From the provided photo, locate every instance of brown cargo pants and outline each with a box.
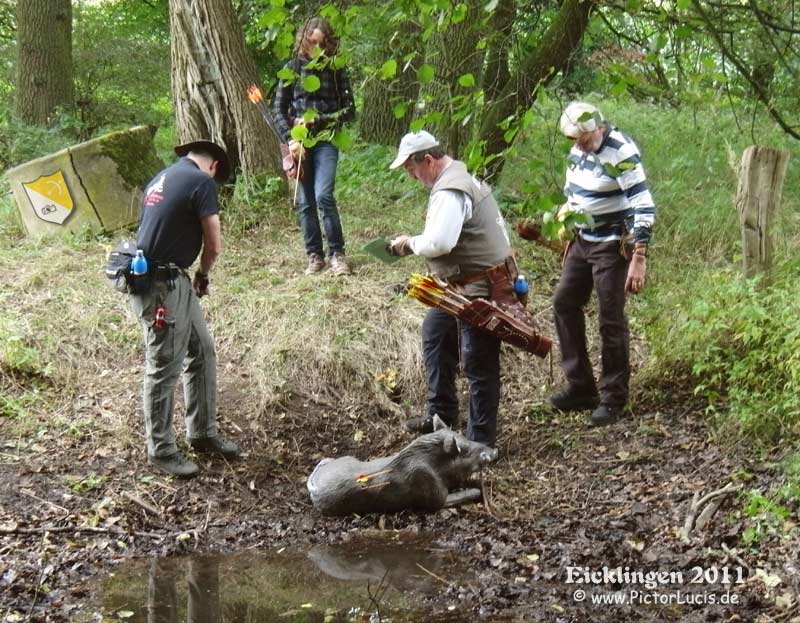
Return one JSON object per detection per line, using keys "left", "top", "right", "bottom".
{"left": 552, "top": 237, "right": 631, "bottom": 407}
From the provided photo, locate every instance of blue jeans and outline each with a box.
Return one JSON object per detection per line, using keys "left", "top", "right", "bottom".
{"left": 297, "top": 141, "right": 345, "bottom": 257}
{"left": 422, "top": 308, "right": 502, "bottom": 446}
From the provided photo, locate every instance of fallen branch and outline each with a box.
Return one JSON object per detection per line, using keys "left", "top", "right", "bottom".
{"left": 721, "top": 542, "right": 750, "bottom": 571}
{"left": 415, "top": 562, "right": 449, "bottom": 585}
{"left": 0, "top": 524, "right": 165, "bottom": 539}
{"left": 681, "top": 482, "right": 741, "bottom": 542}
{"left": 480, "top": 470, "right": 503, "bottom": 520}
{"left": 121, "top": 491, "right": 161, "bottom": 517}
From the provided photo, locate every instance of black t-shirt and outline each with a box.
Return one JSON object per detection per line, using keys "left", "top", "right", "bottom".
{"left": 136, "top": 158, "right": 219, "bottom": 268}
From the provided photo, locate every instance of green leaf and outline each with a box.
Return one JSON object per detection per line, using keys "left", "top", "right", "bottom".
{"left": 484, "top": 0, "right": 500, "bottom": 11}
{"left": 610, "top": 80, "right": 628, "bottom": 96}
{"left": 676, "top": 0, "right": 691, "bottom": 8}
{"left": 331, "top": 128, "right": 353, "bottom": 151}
{"left": 417, "top": 64, "right": 435, "bottom": 83}
{"left": 290, "top": 125, "right": 309, "bottom": 141}
{"left": 458, "top": 73, "right": 475, "bottom": 88}
{"left": 380, "top": 59, "right": 398, "bottom": 80}
{"left": 452, "top": 3, "right": 468, "bottom": 22}
{"left": 409, "top": 118, "right": 426, "bottom": 132}
{"left": 302, "top": 75, "right": 321, "bottom": 93}
{"left": 392, "top": 102, "right": 408, "bottom": 119}
{"left": 276, "top": 67, "right": 296, "bottom": 81}
{"left": 258, "top": 6, "right": 287, "bottom": 28}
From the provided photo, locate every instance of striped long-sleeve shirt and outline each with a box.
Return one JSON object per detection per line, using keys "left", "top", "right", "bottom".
{"left": 564, "top": 125, "right": 655, "bottom": 244}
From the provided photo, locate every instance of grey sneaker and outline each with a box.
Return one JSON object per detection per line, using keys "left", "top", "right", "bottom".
{"left": 189, "top": 436, "right": 241, "bottom": 458}
{"left": 148, "top": 452, "right": 199, "bottom": 478}
{"left": 305, "top": 253, "right": 326, "bottom": 274}
{"left": 330, "top": 252, "right": 351, "bottom": 276}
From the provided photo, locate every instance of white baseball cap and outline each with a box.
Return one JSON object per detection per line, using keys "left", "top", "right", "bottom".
{"left": 559, "top": 102, "right": 603, "bottom": 139}
{"left": 389, "top": 130, "right": 440, "bottom": 169}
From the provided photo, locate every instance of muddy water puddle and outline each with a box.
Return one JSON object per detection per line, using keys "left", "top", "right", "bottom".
{"left": 82, "top": 533, "right": 479, "bottom": 622}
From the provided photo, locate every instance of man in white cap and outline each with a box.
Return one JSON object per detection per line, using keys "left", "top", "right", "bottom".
{"left": 526, "top": 102, "right": 655, "bottom": 426}
{"left": 388, "top": 131, "right": 513, "bottom": 447}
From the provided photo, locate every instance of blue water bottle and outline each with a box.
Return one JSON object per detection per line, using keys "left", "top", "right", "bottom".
{"left": 131, "top": 249, "right": 148, "bottom": 293}
{"left": 514, "top": 274, "right": 529, "bottom": 307}
{"left": 132, "top": 250, "right": 148, "bottom": 275}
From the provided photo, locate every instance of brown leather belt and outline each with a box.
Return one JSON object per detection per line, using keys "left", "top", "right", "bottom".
{"left": 450, "top": 256, "right": 518, "bottom": 286}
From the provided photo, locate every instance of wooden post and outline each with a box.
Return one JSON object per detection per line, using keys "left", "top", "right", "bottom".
{"left": 735, "top": 145, "right": 790, "bottom": 277}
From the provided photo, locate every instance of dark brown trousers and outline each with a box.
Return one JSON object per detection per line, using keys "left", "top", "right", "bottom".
{"left": 553, "top": 237, "right": 630, "bottom": 406}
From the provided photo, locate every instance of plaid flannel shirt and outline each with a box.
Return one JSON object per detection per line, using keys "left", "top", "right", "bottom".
{"left": 270, "top": 57, "right": 356, "bottom": 142}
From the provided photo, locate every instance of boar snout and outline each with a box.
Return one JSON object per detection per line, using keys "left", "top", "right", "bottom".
{"left": 480, "top": 448, "right": 498, "bottom": 464}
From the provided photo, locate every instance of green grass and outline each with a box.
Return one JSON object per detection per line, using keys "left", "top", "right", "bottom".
{"left": 2, "top": 95, "right": 799, "bottom": 469}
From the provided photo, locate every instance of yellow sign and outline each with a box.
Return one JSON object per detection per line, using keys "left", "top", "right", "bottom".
{"left": 22, "top": 170, "right": 74, "bottom": 225}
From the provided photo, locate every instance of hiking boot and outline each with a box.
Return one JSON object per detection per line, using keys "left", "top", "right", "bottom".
{"left": 404, "top": 414, "right": 456, "bottom": 435}
{"left": 189, "top": 436, "right": 241, "bottom": 458}
{"left": 148, "top": 452, "right": 200, "bottom": 478}
{"left": 548, "top": 385, "right": 600, "bottom": 412}
{"left": 590, "top": 404, "right": 624, "bottom": 427}
{"left": 330, "top": 252, "right": 351, "bottom": 276}
{"left": 304, "top": 253, "right": 326, "bottom": 274}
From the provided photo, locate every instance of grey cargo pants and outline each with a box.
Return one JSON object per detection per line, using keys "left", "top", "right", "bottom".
{"left": 130, "top": 274, "right": 217, "bottom": 458}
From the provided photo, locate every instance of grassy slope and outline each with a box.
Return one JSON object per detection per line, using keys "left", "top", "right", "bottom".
{"left": 1, "top": 96, "right": 799, "bottom": 471}
{"left": 1, "top": 100, "right": 800, "bottom": 621}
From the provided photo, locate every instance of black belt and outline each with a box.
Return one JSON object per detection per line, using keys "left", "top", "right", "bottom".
{"left": 152, "top": 264, "right": 186, "bottom": 282}
{"left": 575, "top": 223, "right": 625, "bottom": 237}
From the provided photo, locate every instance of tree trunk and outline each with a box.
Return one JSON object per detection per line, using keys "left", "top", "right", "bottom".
{"left": 735, "top": 145, "right": 790, "bottom": 278}
{"left": 479, "top": 0, "right": 594, "bottom": 180}
{"left": 415, "top": 0, "right": 484, "bottom": 157}
{"left": 14, "top": 0, "right": 73, "bottom": 125}
{"left": 482, "top": 0, "right": 515, "bottom": 103}
{"left": 360, "top": 22, "right": 421, "bottom": 146}
{"left": 169, "top": 0, "right": 280, "bottom": 178}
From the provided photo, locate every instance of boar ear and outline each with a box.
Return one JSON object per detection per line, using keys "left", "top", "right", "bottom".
{"left": 432, "top": 414, "right": 449, "bottom": 432}
{"left": 443, "top": 434, "right": 458, "bottom": 455}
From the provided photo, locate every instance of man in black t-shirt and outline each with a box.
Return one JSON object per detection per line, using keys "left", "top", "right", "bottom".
{"left": 130, "top": 140, "right": 240, "bottom": 478}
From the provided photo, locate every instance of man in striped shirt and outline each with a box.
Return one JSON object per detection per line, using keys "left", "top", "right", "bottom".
{"left": 549, "top": 102, "right": 655, "bottom": 426}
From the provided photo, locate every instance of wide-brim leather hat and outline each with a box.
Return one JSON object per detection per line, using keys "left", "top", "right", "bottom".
{"left": 174, "top": 140, "right": 231, "bottom": 182}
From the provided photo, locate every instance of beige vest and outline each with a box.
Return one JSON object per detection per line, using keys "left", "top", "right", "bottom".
{"left": 427, "top": 161, "right": 511, "bottom": 296}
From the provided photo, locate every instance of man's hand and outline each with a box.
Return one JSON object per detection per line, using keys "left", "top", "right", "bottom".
{"left": 193, "top": 271, "right": 210, "bottom": 298}
{"left": 625, "top": 254, "right": 646, "bottom": 293}
{"left": 389, "top": 235, "right": 414, "bottom": 257}
{"left": 515, "top": 220, "right": 542, "bottom": 242}
{"left": 288, "top": 139, "right": 305, "bottom": 160}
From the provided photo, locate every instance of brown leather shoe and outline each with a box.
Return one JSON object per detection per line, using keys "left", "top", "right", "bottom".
{"left": 304, "top": 253, "right": 326, "bottom": 274}
{"left": 330, "top": 252, "right": 350, "bottom": 276}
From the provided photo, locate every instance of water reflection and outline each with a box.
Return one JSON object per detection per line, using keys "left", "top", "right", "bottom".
{"left": 307, "top": 540, "right": 452, "bottom": 593}
{"left": 93, "top": 535, "right": 473, "bottom": 623}
{"left": 146, "top": 558, "right": 221, "bottom": 623}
